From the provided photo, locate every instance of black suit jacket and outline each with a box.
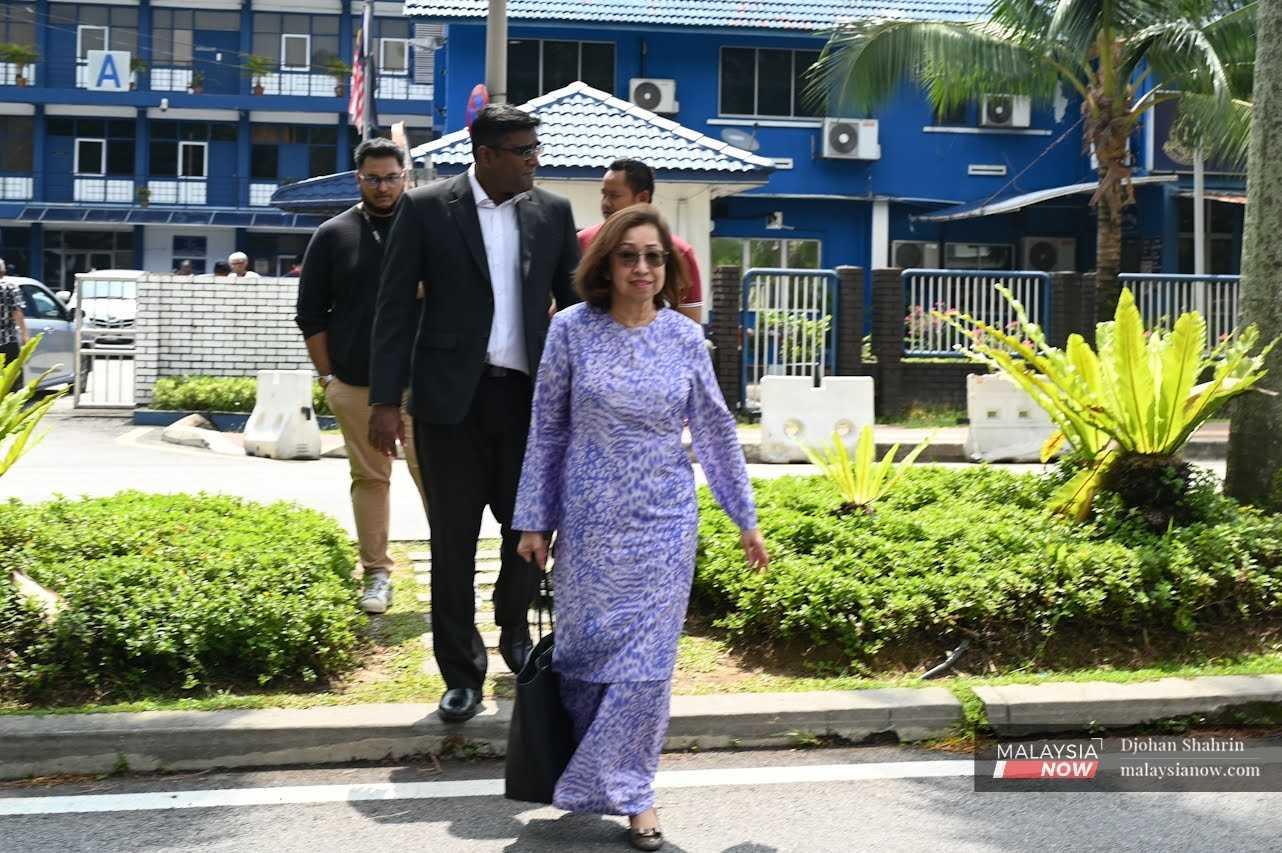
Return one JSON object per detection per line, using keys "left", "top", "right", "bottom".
{"left": 370, "top": 171, "right": 581, "bottom": 424}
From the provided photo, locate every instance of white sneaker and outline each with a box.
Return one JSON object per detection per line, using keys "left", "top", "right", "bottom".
{"left": 360, "top": 574, "right": 394, "bottom": 614}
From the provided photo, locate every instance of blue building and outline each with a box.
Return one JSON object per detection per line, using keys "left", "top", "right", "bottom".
{"left": 2, "top": 0, "right": 1246, "bottom": 293}
{"left": 393, "top": 0, "right": 1244, "bottom": 283}
{"left": 0, "top": 0, "right": 441, "bottom": 288}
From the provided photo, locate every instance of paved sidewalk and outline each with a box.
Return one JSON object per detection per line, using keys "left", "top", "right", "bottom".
{"left": 3, "top": 675, "right": 1279, "bottom": 780}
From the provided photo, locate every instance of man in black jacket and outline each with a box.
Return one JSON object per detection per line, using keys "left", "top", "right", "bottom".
{"left": 369, "top": 105, "right": 580, "bottom": 722}
{"left": 296, "top": 137, "right": 427, "bottom": 616}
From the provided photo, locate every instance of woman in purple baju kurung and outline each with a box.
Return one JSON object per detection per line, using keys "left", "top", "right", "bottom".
{"left": 515, "top": 205, "right": 768, "bottom": 852}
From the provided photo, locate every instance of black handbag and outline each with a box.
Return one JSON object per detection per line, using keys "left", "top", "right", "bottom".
{"left": 504, "top": 571, "right": 574, "bottom": 804}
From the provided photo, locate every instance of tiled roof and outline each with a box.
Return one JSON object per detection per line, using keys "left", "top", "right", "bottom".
{"left": 415, "top": 81, "right": 776, "bottom": 176}
{"left": 269, "top": 171, "right": 362, "bottom": 212}
{"left": 403, "top": 0, "right": 988, "bottom": 30}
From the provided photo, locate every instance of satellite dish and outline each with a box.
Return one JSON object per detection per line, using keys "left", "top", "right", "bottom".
{"left": 720, "top": 127, "right": 760, "bottom": 152}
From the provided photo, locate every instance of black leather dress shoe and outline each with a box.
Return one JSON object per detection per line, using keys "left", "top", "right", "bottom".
{"left": 499, "top": 626, "right": 533, "bottom": 674}
{"left": 438, "top": 687, "right": 481, "bottom": 722}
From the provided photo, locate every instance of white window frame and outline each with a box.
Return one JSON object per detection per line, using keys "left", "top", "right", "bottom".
{"left": 74, "top": 138, "right": 106, "bottom": 176}
{"left": 280, "top": 33, "right": 311, "bottom": 71}
{"left": 717, "top": 46, "right": 821, "bottom": 120}
{"left": 77, "top": 24, "right": 108, "bottom": 60}
{"left": 380, "top": 37, "right": 409, "bottom": 76}
{"left": 178, "top": 141, "right": 207, "bottom": 178}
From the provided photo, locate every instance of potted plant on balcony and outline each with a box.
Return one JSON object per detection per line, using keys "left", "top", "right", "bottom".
{"left": 189, "top": 69, "right": 204, "bottom": 94}
{"left": 245, "top": 54, "right": 276, "bottom": 96}
{"left": 129, "top": 56, "right": 147, "bottom": 90}
{"left": 325, "top": 57, "right": 351, "bottom": 97}
{"left": 0, "top": 42, "right": 39, "bottom": 87}
{"left": 136, "top": 186, "right": 151, "bottom": 208}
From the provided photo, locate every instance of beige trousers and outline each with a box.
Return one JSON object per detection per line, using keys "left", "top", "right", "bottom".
{"left": 325, "top": 377, "right": 428, "bottom": 576}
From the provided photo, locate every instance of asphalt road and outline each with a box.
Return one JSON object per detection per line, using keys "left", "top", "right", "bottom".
{"left": 2, "top": 746, "right": 1279, "bottom": 853}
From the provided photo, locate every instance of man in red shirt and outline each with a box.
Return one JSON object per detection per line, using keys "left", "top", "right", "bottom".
{"left": 578, "top": 159, "right": 704, "bottom": 323}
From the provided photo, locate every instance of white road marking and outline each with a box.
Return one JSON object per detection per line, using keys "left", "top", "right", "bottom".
{"left": 0, "top": 761, "right": 974, "bottom": 817}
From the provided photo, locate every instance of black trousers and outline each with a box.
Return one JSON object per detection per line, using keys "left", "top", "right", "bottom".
{"left": 1, "top": 341, "right": 19, "bottom": 369}
{"left": 415, "top": 372, "right": 539, "bottom": 691}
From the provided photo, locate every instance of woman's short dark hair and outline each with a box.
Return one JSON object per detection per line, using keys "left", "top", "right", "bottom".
{"left": 575, "top": 204, "right": 690, "bottom": 311}
{"left": 353, "top": 137, "right": 405, "bottom": 169}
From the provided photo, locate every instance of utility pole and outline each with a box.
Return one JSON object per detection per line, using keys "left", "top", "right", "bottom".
{"left": 485, "top": 0, "right": 507, "bottom": 104}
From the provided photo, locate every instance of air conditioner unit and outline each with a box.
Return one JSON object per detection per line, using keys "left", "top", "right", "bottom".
{"left": 892, "top": 240, "right": 941, "bottom": 269}
{"left": 1022, "top": 237, "right": 1077, "bottom": 272}
{"left": 629, "top": 78, "right": 678, "bottom": 113}
{"left": 822, "top": 117, "right": 880, "bottom": 160}
{"left": 980, "top": 94, "right": 1031, "bottom": 128}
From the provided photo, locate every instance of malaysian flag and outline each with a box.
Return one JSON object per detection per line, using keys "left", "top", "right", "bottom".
{"left": 348, "top": 1, "right": 376, "bottom": 138}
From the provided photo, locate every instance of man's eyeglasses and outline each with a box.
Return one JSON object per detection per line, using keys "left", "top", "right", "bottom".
{"left": 358, "top": 173, "right": 405, "bottom": 188}
{"left": 490, "top": 142, "right": 544, "bottom": 159}
{"left": 613, "top": 249, "right": 669, "bottom": 269}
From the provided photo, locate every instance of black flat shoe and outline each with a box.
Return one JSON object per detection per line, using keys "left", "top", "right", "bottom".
{"left": 627, "top": 826, "right": 664, "bottom": 851}
{"left": 437, "top": 687, "right": 481, "bottom": 722}
{"left": 499, "top": 626, "right": 533, "bottom": 674}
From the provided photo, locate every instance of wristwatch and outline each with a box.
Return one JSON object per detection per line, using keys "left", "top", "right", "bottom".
{"left": 319, "top": 374, "right": 334, "bottom": 387}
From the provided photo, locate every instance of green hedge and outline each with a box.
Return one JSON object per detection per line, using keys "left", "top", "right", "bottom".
{"left": 695, "top": 467, "right": 1282, "bottom": 664}
{"left": 0, "top": 493, "right": 361, "bottom": 698}
{"left": 152, "top": 376, "right": 332, "bottom": 416}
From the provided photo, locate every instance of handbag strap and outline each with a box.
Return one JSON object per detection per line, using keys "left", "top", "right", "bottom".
{"left": 534, "top": 569, "right": 554, "bottom": 641}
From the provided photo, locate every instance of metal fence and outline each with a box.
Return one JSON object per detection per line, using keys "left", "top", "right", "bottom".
{"left": 902, "top": 268, "right": 1051, "bottom": 356}
{"left": 1120, "top": 273, "right": 1241, "bottom": 349}
{"left": 740, "top": 268, "right": 838, "bottom": 406}
{"left": 73, "top": 271, "right": 139, "bottom": 410}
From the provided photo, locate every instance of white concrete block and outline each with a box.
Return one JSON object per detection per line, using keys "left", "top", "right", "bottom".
{"left": 243, "top": 370, "right": 321, "bottom": 461}
{"left": 964, "top": 372, "right": 1056, "bottom": 462}
{"left": 759, "top": 375, "right": 876, "bottom": 463}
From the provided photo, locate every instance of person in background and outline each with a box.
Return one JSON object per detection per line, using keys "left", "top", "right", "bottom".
{"left": 578, "top": 159, "right": 704, "bottom": 323}
{"left": 0, "top": 257, "right": 29, "bottom": 368}
{"left": 285, "top": 254, "right": 303, "bottom": 278}
{"left": 212, "top": 260, "right": 231, "bottom": 276}
{"left": 296, "top": 138, "right": 428, "bottom": 615}
{"left": 514, "top": 205, "right": 767, "bottom": 851}
{"left": 174, "top": 259, "right": 194, "bottom": 275}
{"left": 228, "top": 252, "right": 260, "bottom": 280}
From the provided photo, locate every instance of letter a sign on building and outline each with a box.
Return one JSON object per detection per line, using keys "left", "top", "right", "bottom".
{"left": 87, "top": 50, "right": 131, "bottom": 92}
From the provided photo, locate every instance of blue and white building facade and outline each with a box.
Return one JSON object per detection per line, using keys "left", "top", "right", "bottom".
{"left": 2, "top": 0, "right": 1246, "bottom": 293}
{"left": 0, "top": 0, "right": 441, "bottom": 288}
{"left": 395, "top": 0, "right": 1244, "bottom": 284}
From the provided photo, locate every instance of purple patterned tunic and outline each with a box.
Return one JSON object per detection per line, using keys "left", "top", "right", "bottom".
{"left": 513, "top": 303, "right": 757, "bottom": 684}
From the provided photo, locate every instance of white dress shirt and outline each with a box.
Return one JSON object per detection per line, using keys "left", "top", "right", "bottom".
{"left": 467, "top": 165, "right": 527, "bottom": 374}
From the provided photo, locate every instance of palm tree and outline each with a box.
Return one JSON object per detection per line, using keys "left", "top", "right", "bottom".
{"left": 1225, "top": 0, "right": 1282, "bottom": 508}
{"left": 810, "top": 0, "right": 1257, "bottom": 320}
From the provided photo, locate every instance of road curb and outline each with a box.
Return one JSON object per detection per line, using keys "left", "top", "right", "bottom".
{"left": 975, "top": 674, "right": 1282, "bottom": 735}
{"left": 0, "top": 689, "right": 961, "bottom": 781}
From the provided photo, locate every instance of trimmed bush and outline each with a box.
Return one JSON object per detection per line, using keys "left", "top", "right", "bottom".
{"left": 695, "top": 468, "right": 1282, "bottom": 664}
{"left": 152, "top": 375, "right": 332, "bottom": 416}
{"left": 0, "top": 493, "right": 360, "bottom": 698}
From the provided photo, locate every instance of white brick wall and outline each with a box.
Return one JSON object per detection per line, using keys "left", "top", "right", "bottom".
{"left": 134, "top": 275, "right": 312, "bottom": 406}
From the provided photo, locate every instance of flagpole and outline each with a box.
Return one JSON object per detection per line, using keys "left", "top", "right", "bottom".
{"left": 362, "top": 0, "right": 374, "bottom": 140}
{"left": 485, "top": 0, "right": 507, "bottom": 104}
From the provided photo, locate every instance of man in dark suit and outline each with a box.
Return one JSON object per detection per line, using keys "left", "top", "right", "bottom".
{"left": 369, "top": 105, "right": 580, "bottom": 722}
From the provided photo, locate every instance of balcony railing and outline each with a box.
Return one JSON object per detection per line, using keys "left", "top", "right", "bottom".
{"left": 261, "top": 71, "right": 341, "bottom": 97}
{"left": 74, "top": 178, "right": 135, "bottom": 203}
{"left": 375, "top": 75, "right": 432, "bottom": 100}
{"left": 150, "top": 65, "right": 193, "bottom": 92}
{"left": 0, "top": 176, "right": 33, "bottom": 200}
{"left": 75, "top": 63, "right": 137, "bottom": 90}
{"left": 147, "top": 179, "right": 208, "bottom": 205}
{"left": 0, "top": 62, "right": 35, "bottom": 86}
{"left": 249, "top": 183, "right": 278, "bottom": 206}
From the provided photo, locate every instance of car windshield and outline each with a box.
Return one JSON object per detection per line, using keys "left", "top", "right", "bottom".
{"left": 79, "top": 281, "right": 136, "bottom": 299}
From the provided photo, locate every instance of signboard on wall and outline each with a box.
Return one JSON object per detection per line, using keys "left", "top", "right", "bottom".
{"left": 86, "top": 50, "right": 131, "bottom": 92}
